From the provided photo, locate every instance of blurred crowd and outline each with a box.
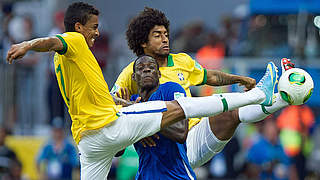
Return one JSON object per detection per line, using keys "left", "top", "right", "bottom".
{"left": 1, "top": 1, "right": 320, "bottom": 180}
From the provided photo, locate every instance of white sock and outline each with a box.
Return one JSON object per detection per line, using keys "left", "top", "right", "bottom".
{"left": 176, "top": 87, "right": 266, "bottom": 119}
{"left": 239, "top": 93, "right": 289, "bottom": 123}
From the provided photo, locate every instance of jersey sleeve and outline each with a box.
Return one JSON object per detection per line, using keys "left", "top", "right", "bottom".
{"left": 162, "top": 82, "right": 187, "bottom": 101}
{"left": 111, "top": 61, "right": 138, "bottom": 96}
{"left": 55, "top": 32, "right": 87, "bottom": 60}
{"left": 185, "top": 54, "right": 207, "bottom": 86}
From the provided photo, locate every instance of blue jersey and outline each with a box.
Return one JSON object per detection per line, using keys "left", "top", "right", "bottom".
{"left": 131, "top": 82, "right": 196, "bottom": 180}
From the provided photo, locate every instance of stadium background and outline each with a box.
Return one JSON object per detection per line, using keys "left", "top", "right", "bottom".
{"left": 0, "top": 0, "right": 320, "bottom": 179}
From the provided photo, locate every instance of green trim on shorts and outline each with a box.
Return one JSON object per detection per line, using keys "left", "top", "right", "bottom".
{"left": 56, "top": 35, "right": 68, "bottom": 55}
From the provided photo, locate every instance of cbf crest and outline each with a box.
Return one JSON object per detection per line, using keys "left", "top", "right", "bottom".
{"left": 177, "top": 73, "right": 185, "bottom": 81}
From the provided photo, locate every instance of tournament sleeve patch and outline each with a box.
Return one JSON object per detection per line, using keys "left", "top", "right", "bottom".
{"left": 56, "top": 35, "right": 68, "bottom": 55}
{"left": 174, "top": 92, "right": 185, "bottom": 100}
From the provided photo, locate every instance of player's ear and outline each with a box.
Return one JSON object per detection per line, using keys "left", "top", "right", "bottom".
{"left": 74, "top": 22, "right": 82, "bottom": 33}
{"left": 141, "top": 43, "right": 147, "bottom": 48}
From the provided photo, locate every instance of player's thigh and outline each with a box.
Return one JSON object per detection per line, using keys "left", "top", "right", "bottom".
{"left": 78, "top": 130, "right": 114, "bottom": 180}
{"left": 111, "top": 101, "right": 165, "bottom": 147}
{"left": 187, "top": 117, "right": 229, "bottom": 168}
{"left": 78, "top": 100, "right": 165, "bottom": 155}
{"left": 79, "top": 151, "right": 112, "bottom": 180}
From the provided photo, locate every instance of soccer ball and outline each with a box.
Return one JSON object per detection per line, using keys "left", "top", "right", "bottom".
{"left": 278, "top": 68, "right": 314, "bottom": 105}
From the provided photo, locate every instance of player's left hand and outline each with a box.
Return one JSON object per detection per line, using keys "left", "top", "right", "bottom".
{"left": 238, "top": 76, "right": 256, "bottom": 90}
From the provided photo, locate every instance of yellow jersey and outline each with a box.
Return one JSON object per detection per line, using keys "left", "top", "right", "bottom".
{"left": 112, "top": 53, "right": 207, "bottom": 128}
{"left": 54, "top": 32, "right": 120, "bottom": 144}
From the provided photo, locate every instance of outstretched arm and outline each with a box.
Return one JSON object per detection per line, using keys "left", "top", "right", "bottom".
{"left": 6, "top": 36, "right": 63, "bottom": 64}
{"left": 206, "top": 69, "right": 256, "bottom": 90}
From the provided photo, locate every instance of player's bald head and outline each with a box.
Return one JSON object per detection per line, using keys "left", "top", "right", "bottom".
{"left": 133, "top": 55, "right": 159, "bottom": 73}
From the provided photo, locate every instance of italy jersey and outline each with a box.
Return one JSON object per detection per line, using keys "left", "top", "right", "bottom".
{"left": 132, "top": 82, "right": 196, "bottom": 180}
{"left": 112, "top": 53, "right": 207, "bottom": 128}
{"left": 54, "top": 32, "right": 120, "bottom": 144}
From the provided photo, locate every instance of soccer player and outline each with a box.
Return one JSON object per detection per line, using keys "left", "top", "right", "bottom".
{"left": 6, "top": 2, "right": 277, "bottom": 179}
{"left": 129, "top": 55, "right": 194, "bottom": 179}
{"left": 112, "top": 7, "right": 291, "bottom": 168}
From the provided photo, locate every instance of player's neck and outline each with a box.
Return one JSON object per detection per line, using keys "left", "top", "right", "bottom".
{"left": 156, "top": 56, "right": 167, "bottom": 67}
{"left": 138, "top": 84, "right": 159, "bottom": 102}
{"left": 145, "top": 53, "right": 167, "bottom": 67}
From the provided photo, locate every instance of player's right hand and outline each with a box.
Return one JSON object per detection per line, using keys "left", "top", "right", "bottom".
{"left": 6, "top": 42, "right": 30, "bottom": 64}
{"left": 116, "top": 87, "right": 130, "bottom": 101}
{"left": 116, "top": 87, "right": 141, "bottom": 106}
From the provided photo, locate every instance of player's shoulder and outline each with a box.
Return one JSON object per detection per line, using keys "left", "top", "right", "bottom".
{"left": 170, "top": 53, "right": 195, "bottom": 67}
{"left": 161, "top": 81, "right": 182, "bottom": 87}
{"left": 59, "top": 32, "right": 85, "bottom": 41}
{"left": 160, "top": 82, "right": 185, "bottom": 91}
{"left": 170, "top": 53, "right": 193, "bottom": 61}
{"left": 158, "top": 82, "right": 186, "bottom": 100}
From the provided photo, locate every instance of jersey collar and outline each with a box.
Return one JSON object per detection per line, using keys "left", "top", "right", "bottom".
{"left": 167, "top": 54, "right": 174, "bottom": 67}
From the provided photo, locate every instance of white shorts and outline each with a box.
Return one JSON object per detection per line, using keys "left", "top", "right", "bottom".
{"left": 187, "top": 117, "right": 229, "bottom": 168}
{"left": 77, "top": 101, "right": 166, "bottom": 180}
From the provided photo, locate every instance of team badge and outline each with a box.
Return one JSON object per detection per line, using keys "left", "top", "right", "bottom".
{"left": 177, "top": 73, "right": 184, "bottom": 81}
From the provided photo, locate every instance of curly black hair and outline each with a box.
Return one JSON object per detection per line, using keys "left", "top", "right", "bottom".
{"left": 64, "top": 2, "right": 99, "bottom": 32}
{"left": 126, "top": 7, "right": 170, "bottom": 56}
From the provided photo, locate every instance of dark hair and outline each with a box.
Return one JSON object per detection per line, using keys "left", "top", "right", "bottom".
{"left": 64, "top": 2, "right": 99, "bottom": 32}
{"left": 133, "top": 55, "right": 159, "bottom": 73}
{"left": 126, "top": 7, "right": 170, "bottom": 56}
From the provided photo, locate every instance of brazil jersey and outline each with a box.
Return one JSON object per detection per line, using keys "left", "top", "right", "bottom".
{"left": 54, "top": 32, "right": 120, "bottom": 144}
{"left": 132, "top": 82, "right": 196, "bottom": 180}
{"left": 112, "top": 53, "right": 207, "bottom": 128}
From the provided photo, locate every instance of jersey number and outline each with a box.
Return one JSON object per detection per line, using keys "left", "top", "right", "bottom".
{"left": 56, "top": 64, "right": 70, "bottom": 105}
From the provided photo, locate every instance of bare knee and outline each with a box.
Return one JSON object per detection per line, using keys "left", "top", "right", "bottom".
{"left": 209, "top": 109, "right": 240, "bottom": 140}
{"left": 161, "top": 101, "right": 185, "bottom": 129}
